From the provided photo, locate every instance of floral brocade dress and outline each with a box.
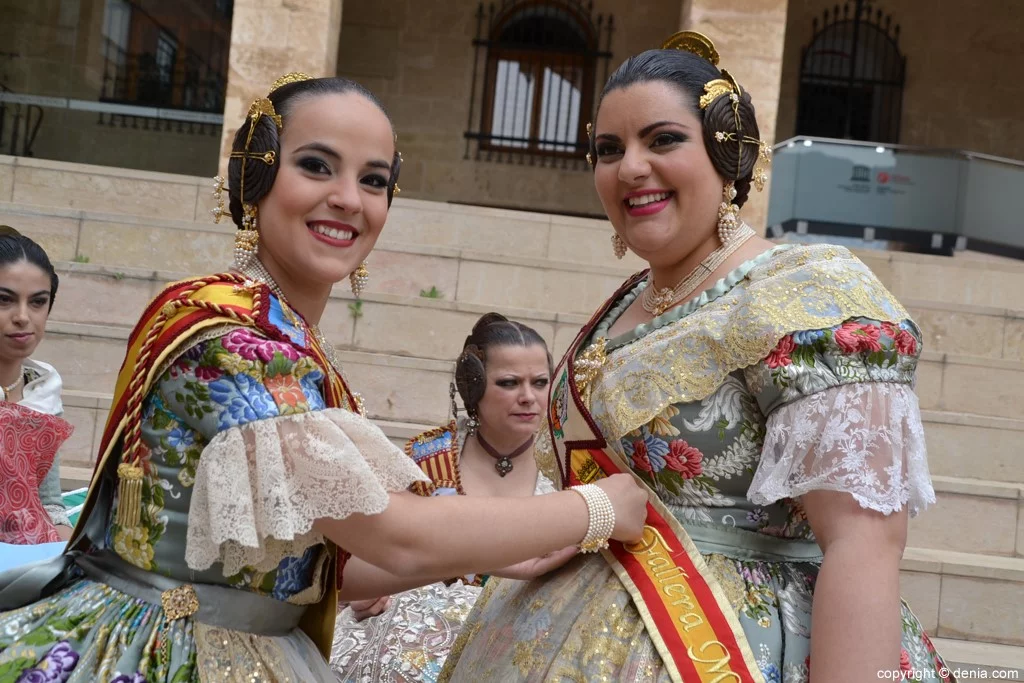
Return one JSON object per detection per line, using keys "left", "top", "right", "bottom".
{"left": 331, "top": 422, "right": 557, "bottom": 683}
{"left": 0, "top": 292, "right": 428, "bottom": 682}
{"left": 441, "top": 244, "right": 953, "bottom": 682}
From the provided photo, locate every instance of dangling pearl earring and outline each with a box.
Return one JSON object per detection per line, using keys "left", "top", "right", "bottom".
{"left": 717, "top": 182, "right": 740, "bottom": 245}
{"left": 349, "top": 262, "right": 369, "bottom": 298}
{"left": 233, "top": 204, "right": 259, "bottom": 270}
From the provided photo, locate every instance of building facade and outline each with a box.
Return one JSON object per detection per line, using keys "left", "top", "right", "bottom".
{"left": 2, "top": 0, "right": 1021, "bottom": 231}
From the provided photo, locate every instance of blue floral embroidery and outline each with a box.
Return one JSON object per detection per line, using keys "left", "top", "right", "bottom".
{"left": 207, "top": 372, "right": 278, "bottom": 429}
{"left": 271, "top": 546, "right": 318, "bottom": 600}
{"left": 622, "top": 428, "right": 670, "bottom": 473}
{"left": 760, "top": 663, "right": 782, "bottom": 683}
{"left": 266, "top": 295, "right": 308, "bottom": 348}
{"left": 747, "top": 507, "right": 769, "bottom": 526}
{"left": 299, "top": 372, "right": 327, "bottom": 411}
{"left": 165, "top": 425, "right": 196, "bottom": 452}
{"left": 791, "top": 329, "right": 825, "bottom": 345}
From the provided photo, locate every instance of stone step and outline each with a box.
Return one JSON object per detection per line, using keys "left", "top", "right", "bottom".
{"left": 922, "top": 411, "right": 1024, "bottom": 485}
{"left": 4, "top": 153, "right": 1024, "bottom": 312}
{"left": 900, "top": 547, "right": 1024, "bottom": 648}
{"left": 929, "top": 638, "right": 1024, "bottom": 679}
{"left": 46, "top": 260, "right": 1024, "bottom": 366}
{"left": 908, "top": 476, "right": 1023, "bottom": 558}
{"left": 41, "top": 315, "right": 1024, "bottom": 429}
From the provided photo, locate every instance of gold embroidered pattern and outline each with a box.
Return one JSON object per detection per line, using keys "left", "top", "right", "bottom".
{"left": 574, "top": 337, "right": 607, "bottom": 407}
{"left": 586, "top": 245, "right": 910, "bottom": 440}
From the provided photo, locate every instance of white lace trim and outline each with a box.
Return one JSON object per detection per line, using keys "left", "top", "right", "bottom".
{"left": 749, "top": 382, "right": 935, "bottom": 517}
{"left": 185, "top": 409, "right": 430, "bottom": 576}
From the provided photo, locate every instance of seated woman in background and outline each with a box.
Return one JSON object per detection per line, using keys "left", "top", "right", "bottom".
{"left": 0, "top": 226, "right": 75, "bottom": 545}
{"left": 331, "top": 313, "right": 577, "bottom": 682}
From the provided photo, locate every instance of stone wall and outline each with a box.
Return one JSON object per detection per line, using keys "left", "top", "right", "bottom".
{"left": 776, "top": 0, "right": 1024, "bottom": 161}
{"left": 335, "top": 0, "right": 683, "bottom": 218}
{"left": 0, "top": 0, "right": 225, "bottom": 175}
{"left": 218, "top": 0, "right": 344, "bottom": 169}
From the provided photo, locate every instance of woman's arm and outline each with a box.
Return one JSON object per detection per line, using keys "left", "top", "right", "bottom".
{"left": 802, "top": 490, "right": 907, "bottom": 683}
{"left": 338, "top": 555, "right": 454, "bottom": 601}
{"left": 487, "top": 545, "right": 578, "bottom": 580}
{"left": 38, "top": 459, "right": 73, "bottom": 540}
{"left": 317, "top": 474, "right": 646, "bottom": 592}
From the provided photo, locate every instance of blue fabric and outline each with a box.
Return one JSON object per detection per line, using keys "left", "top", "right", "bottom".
{"left": 0, "top": 542, "right": 65, "bottom": 572}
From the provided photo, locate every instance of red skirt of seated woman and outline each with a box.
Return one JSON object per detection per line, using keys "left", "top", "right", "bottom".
{"left": 0, "top": 402, "right": 75, "bottom": 544}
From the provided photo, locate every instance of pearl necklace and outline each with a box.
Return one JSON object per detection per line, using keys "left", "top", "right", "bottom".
{"left": 640, "top": 223, "right": 755, "bottom": 316}
{"left": 1, "top": 368, "right": 23, "bottom": 400}
{"left": 235, "top": 261, "right": 342, "bottom": 373}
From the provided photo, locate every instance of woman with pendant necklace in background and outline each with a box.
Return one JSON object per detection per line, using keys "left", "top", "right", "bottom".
{"left": 332, "top": 312, "right": 577, "bottom": 683}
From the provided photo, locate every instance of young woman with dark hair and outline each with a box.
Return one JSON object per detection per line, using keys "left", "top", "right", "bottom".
{"left": 0, "top": 77, "right": 647, "bottom": 682}
{"left": 0, "top": 226, "right": 75, "bottom": 546}
{"left": 441, "top": 33, "right": 952, "bottom": 683}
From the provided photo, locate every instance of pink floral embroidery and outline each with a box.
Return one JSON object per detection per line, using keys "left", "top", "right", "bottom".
{"left": 833, "top": 321, "right": 881, "bottom": 353}
{"left": 630, "top": 439, "right": 653, "bottom": 473}
{"left": 222, "top": 328, "right": 300, "bottom": 363}
{"left": 900, "top": 649, "right": 913, "bottom": 676}
{"left": 664, "top": 440, "right": 704, "bottom": 479}
{"left": 895, "top": 329, "right": 918, "bottom": 356}
{"left": 194, "top": 366, "right": 223, "bottom": 382}
{"left": 765, "top": 335, "right": 797, "bottom": 369}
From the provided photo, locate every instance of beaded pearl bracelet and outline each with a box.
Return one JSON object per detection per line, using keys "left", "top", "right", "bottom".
{"left": 570, "top": 483, "right": 615, "bottom": 553}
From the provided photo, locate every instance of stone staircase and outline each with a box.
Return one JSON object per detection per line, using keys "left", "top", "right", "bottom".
{"left": 3, "top": 154, "right": 1022, "bottom": 672}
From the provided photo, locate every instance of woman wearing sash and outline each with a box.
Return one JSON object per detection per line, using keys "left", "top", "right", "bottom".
{"left": 441, "top": 33, "right": 952, "bottom": 683}
{"left": 0, "top": 227, "right": 76, "bottom": 548}
{"left": 332, "top": 313, "right": 577, "bottom": 681}
{"left": 0, "top": 76, "right": 647, "bottom": 682}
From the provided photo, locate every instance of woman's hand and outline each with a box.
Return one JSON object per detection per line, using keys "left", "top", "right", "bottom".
{"left": 347, "top": 596, "right": 393, "bottom": 621}
{"left": 596, "top": 473, "right": 648, "bottom": 543}
{"left": 489, "top": 545, "right": 578, "bottom": 580}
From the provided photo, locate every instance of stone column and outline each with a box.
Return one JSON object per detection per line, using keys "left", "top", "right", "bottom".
{"left": 679, "top": 0, "right": 788, "bottom": 234}
{"left": 218, "top": 0, "right": 344, "bottom": 171}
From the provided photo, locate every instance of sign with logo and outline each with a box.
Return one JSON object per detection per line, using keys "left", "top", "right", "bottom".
{"left": 768, "top": 143, "right": 959, "bottom": 234}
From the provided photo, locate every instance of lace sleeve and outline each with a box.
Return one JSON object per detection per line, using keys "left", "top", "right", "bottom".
{"left": 748, "top": 382, "right": 935, "bottom": 517}
{"left": 185, "top": 408, "right": 429, "bottom": 576}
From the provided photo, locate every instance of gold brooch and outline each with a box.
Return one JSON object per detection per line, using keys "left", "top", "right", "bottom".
{"left": 161, "top": 584, "right": 200, "bottom": 620}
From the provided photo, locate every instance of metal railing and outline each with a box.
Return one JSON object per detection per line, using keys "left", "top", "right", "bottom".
{"left": 101, "top": 40, "right": 226, "bottom": 114}
{"left": 0, "top": 84, "right": 43, "bottom": 157}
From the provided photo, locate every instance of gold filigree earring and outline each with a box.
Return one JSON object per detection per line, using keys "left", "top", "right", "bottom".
{"left": 717, "top": 182, "right": 740, "bottom": 244}
{"left": 611, "top": 233, "right": 627, "bottom": 259}
{"left": 350, "top": 262, "right": 369, "bottom": 298}
{"left": 233, "top": 204, "right": 259, "bottom": 270}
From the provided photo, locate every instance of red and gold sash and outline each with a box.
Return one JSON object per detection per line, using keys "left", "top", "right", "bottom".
{"left": 71, "top": 273, "right": 354, "bottom": 658}
{"left": 550, "top": 273, "right": 764, "bottom": 683}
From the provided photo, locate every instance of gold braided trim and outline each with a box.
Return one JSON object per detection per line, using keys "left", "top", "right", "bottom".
{"left": 117, "top": 274, "right": 261, "bottom": 528}
{"left": 585, "top": 245, "right": 911, "bottom": 440}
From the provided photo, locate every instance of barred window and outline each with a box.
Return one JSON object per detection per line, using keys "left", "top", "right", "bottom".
{"left": 465, "top": 1, "right": 613, "bottom": 167}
